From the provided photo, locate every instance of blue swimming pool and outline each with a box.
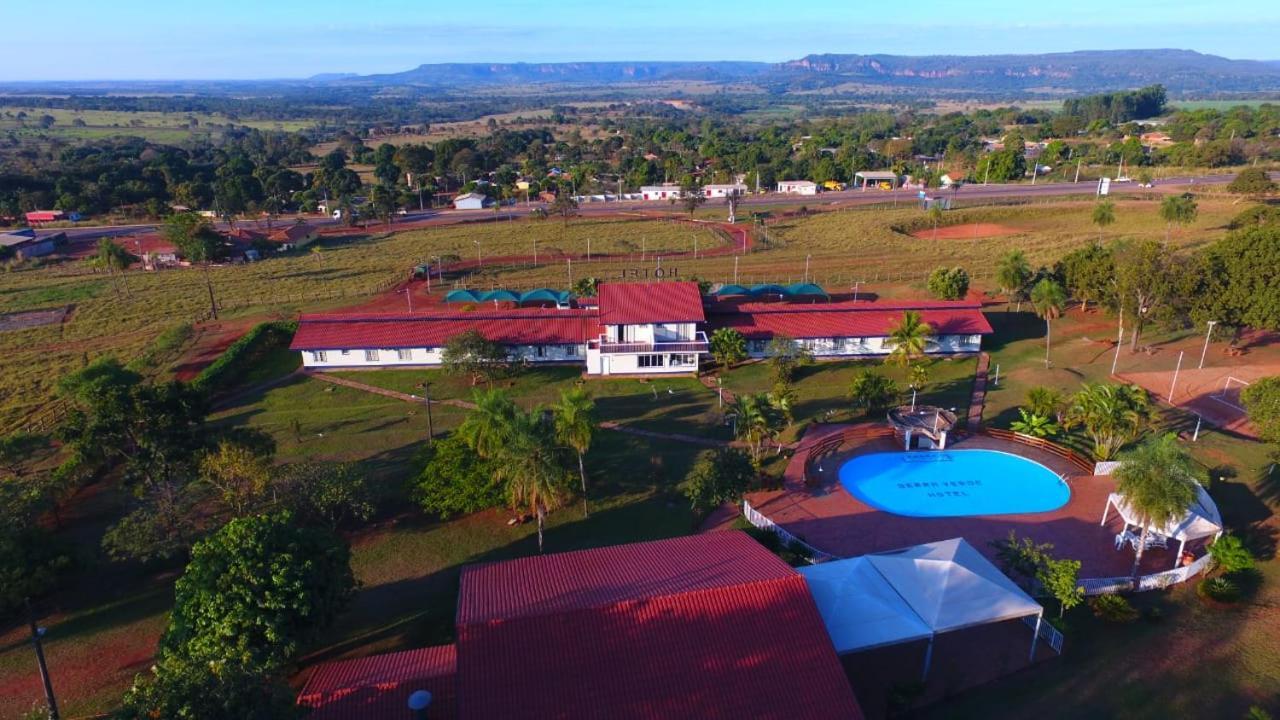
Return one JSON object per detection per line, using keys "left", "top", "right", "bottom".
{"left": 837, "top": 449, "right": 1070, "bottom": 517}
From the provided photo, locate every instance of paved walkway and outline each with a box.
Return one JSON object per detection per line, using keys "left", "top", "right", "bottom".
{"left": 968, "top": 352, "right": 990, "bottom": 428}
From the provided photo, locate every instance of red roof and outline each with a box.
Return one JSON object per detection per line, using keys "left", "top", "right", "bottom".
{"left": 270, "top": 223, "right": 317, "bottom": 243}
{"left": 115, "top": 233, "right": 177, "bottom": 255}
{"left": 290, "top": 308, "right": 601, "bottom": 351}
{"left": 597, "top": 282, "right": 705, "bottom": 325}
{"left": 298, "top": 645, "right": 457, "bottom": 720}
{"left": 709, "top": 299, "right": 992, "bottom": 340}
{"left": 455, "top": 532, "right": 863, "bottom": 720}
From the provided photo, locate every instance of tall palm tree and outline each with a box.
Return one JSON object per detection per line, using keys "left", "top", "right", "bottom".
{"left": 996, "top": 250, "right": 1032, "bottom": 310}
{"left": 886, "top": 311, "right": 932, "bottom": 368}
{"left": 731, "top": 393, "right": 779, "bottom": 464}
{"left": 1030, "top": 279, "right": 1066, "bottom": 368}
{"left": 1066, "top": 383, "right": 1152, "bottom": 460}
{"left": 1113, "top": 434, "right": 1204, "bottom": 581}
{"left": 553, "top": 386, "right": 597, "bottom": 516}
{"left": 1091, "top": 200, "right": 1116, "bottom": 242}
{"left": 498, "top": 411, "right": 567, "bottom": 553}
{"left": 457, "top": 388, "right": 519, "bottom": 459}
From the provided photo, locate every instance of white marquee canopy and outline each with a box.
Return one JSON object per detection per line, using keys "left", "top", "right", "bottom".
{"left": 799, "top": 538, "right": 1045, "bottom": 678}
{"left": 1101, "top": 484, "right": 1223, "bottom": 567}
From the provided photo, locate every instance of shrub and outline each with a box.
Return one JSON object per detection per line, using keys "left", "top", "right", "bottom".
{"left": 190, "top": 321, "right": 297, "bottom": 395}
{"left": 410, "top": 436, "right": 504, "bottom": 519}
{"left": 709, "top": 327, "right": 747, "bottom": 368}
{"left": 848, "top": 370, "right": 898, "bottom": 416}
{"left": 1089, "top": 594, "right": 1139, "bottom": 622}
{"left": 926, "top": 266, "right": 970, "bottom": 300}
{"left": 1197, "top": 576, "right": 1241, "bottom": 603}
{"left": 1208, "top": 534, "right": 1255, "bottom": 575}
{"left": 683, "top": 448, "right": 756, "bottom": 514}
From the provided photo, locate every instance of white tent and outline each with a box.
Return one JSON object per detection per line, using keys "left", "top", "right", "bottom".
{"left": 1100, "top": 484, "right": 1223, "bottom": 568}
{"left": 800, "top": 538, "right": 1045, "bottom": 679}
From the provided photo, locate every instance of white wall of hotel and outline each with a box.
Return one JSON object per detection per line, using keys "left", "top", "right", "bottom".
{"left": 744, "top": 334, "right": 984, "bottom": 358}
{"left": 300, "top": 343, "right": 584, "bottom": 368}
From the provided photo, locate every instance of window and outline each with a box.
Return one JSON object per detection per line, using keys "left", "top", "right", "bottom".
{"left": 637, "top": 354, "right": 665, "bottom": 368}
{"left": 566, "top": 344, "right": 577, "bottom": 357}
{"left": 364, "top": 349, "right": 380, "bottom": 362}
{"left": 313, "top": 350, "right": 328, "bottom": 363}
{"left": 536, "top": 345, "right": 545, "bottom": 358}
{"left": 341, "top": 349, "right": 350, "bottom": 356}
{"left": 669, "top": 353, "right": 696, "bottom": 367}
{"left": 397, "top": 348, "right": 412, "bottom": 361}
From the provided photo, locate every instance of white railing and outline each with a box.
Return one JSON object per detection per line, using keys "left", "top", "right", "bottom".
{"left": 596, "top": 331, "right": 710, "bottom": 355}
{"left": 741, "top": 500, "right": 839, "bottom": 564}
{"left": 1078, "top": 553, "right": 1214, "bottom": 596}
{"left": 1022, "top": 615, "right": 1065, "bottom": 654}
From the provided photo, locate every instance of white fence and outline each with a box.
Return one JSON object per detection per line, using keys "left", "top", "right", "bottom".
{"left": 741, "top": 500, "right": 840, "bottom": 564}
{"left": 1022, "top": 615, "right": 1065, "bottom": 654}
{"left": 1078, "top": 553, "right": 1214, "bottom": 596}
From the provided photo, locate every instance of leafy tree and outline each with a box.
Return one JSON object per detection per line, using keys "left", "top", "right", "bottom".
{"left": 161, "top": 512, "right": 356, "bottom": 671}
{"left": 1030, "top": 279, "right": 1066, "bottom": 368}
{"left": 1228, "top": 204, "right": 1280, "bottom": 230}
{"left": 907, "top": 363, "right": 929, "bottom": 392}
{"left": 682, "top": 448, "right": 756, "bottom": 514}
{"left": 1058, "top": 242, "right": 1114, "bottom": 312}
{"left": 549, "top": 193, "right": 579, "bottom": 226}
{"left": 0, "top": 432, "right": 45, "bottom": 478}
{"left": 1241, "top": 376, "right": 1280, "bottom": 447}
{"left": 116, "top": 655, "right": 299, "bottom": 720}
{"left": 1010, "top": 408, "right": 1059, "bottom": 438}
{"left": 680, "top": 178, "right": 706, "bottom": 216}
{"left": 926, "top": 204, "right": 944, "bottom": 240}
{"left": 1066, "top": 383, "right": 1153, "bottom": 460}
{"left": 369, "top": 183, "right": 398, "bottom": 225}
{"left": 709, "top": 327, "right": 748, "bottom": 368}
{"left": 766, "top": 334, "right": 811, "bottom": 384}
{"left": 200, "top": 440, "right": 271, "bottom": 516}
{"left": 1091, "top": 200, "right": 1116, "bottom": 242}
{"left": 1199, "top": 226, "right": 1280, "bottom": 332}
{"left": 886, "top": 311, "right": 931, "bottom": 368}
{"left": 1113, "top": 434, "right": 1205, "bottom": 580}
{"left": 1025, "top": 386, "right": 1064, "bottom": 421}
{"left": 572, "top": 276, "right": 599, "bottom": 297}
{"left": 1159, "top": 193, "right": 1198, "bottom": 242}
{"left": 926, "top": 266, "right": 969, "bottom": 300}
{"left": 1037, "top": 557, "right": 1084, "bottom": 617}
{"left": 1113, "top": 240, "right": 1180, "bottom": 349}
{"left": 1207, "top": 534, "right": 1255, "bottom": 575}
{"left": 163, "top": 212, "right": 222, "bottom": 320}
{"left": 441, "top": 330, "right": 511, "bottom": 385}
{"left": 278, "top": 462, "right": 374, "bottom": 530}
{"left": 411, "top": 436, "right": 502, "bottom": 519}
{"left": 848, "top": 371, "right": 899, "bottom": 416}
{"left": 990, "top": 531, "right": 1053, "bottom": 589}
{"left": 553, "top": 386, "right": 597, "bottom": 516}
{"left": 0, "top": 480, "right": 72, "bottom": 616}
{"left": 996, "top": 250, "right": 1032, "bottom": 309}
{"left": 94, "top": 238, "right": 137, "bottom": 297}
{"left": 1227, "top": 167, "right": 1277, "bottom": 196}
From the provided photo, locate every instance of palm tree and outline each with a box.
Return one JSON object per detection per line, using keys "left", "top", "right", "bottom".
{"left": 731, "top": 393, "right": 780, "bottom": 464}
{"left": 553, "top": 386, "right": 597, "bottom": 516}
{"left": 927, "top": 204, "right": 944, "bottom": 240}
{"left": 1066, "top": 383, "right": 1153, "bottom": 460}
{"left": 1091, "top": 200, "right": 1116, "bottom": 242}
{"left": 1113, "top": 434, "right": 1204, "bottom": 581}
{"left": 94, "top": 238, "right": 135, "bottom": 297}
{"left": 497, "top": 411, "right": 567, "bottom": 553}
{"left": 1030, "top": 279, "right": 1066, "bottom": 368}
{"left": 996, "top": 250, "right": 1032, "bottom": 311}
{"left": 886, "top": 311, "right": 932, "bottom": 368}
{"left": 457, "top": 388, "right": 519, "bottom": 459}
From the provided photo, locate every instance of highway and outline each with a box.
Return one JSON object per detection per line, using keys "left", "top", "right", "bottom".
{"left": 34, "top": 172, "right": 1246, "bottom": 246}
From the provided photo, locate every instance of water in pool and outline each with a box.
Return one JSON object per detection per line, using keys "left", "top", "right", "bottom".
{"left": 836, "top": 449, "right": 1070, "bottom": 517}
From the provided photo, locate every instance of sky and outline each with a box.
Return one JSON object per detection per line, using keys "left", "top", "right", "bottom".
{"left": 4, "top": 0, "right": 1280, "bottom": 81}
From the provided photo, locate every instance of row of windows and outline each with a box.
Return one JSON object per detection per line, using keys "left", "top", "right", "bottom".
{"left": 312, "top": 346, "right": 580, "bottom": 363}
{"left": 637, "top": 353, "right": 698, "bottom": 368}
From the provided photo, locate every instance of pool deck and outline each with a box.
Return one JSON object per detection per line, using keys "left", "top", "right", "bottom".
{"left": 725, "top": 423, "right": 1198, "bottom": 578}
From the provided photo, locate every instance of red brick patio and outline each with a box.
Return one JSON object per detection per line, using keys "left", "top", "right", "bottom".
{"left": 733, "top": 424, "right": 1203, "bottom": 579}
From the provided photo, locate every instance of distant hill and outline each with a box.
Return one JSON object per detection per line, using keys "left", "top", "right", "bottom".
{"left": 329, "top": 50, "right": 1280, "bottom": 95}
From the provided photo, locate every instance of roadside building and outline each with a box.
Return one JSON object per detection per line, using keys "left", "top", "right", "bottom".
{"left": 269, "top": 222, "right": 318, "bottom": 249}
{"left": 777, "top": 180, "right": 819, "bottom": 195}
{"left": 298, "top": 532, "right": 864, "bottom": 720}
{"left": 118, "top": 234, "right": 180, "bottom": 269}
{"left": 23, "top": 210, "right": 65, "bottom": 225}
{"left": 640, "top": 184, "right": 683, "bottom": 201}
{"left": 854, "top": 171, "right": 901, "bottom": 190}
{"left": 0, "top": 230, "right": 58, "bottom": 258}
{"left": 1140, "top": 131, "right": 1175, "bottom": 148}
{"left": 702, "top": 183, "right": 748, "bottom": 198}
{"left": 452, "top": 193, "right": 493, "bottom": 210}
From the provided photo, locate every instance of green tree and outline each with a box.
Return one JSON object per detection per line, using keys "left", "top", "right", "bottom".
{"left": 1058, "top": 242, "right": 1114, "bottom": 312}
{"left": 766, "top": 335, "right": 811, "bottom": 384}
{"left": 200, "top": 440, "right": 271, "bottom": 516}
{"left": 1113, "top": 240, "right": 1179, "bottom": 350}
{"left": 549, "top": 193, "right": 579, "bottom": 227}
{"left": 117, "top": 655, "right": 299, "bottom": 720}
{"left": 410, "top": 435, "right": 503, "bottom": 519}
{"left": 496, "top": 410, "right": 569, "bottom": 552}
{"left": 1030, "top": 279, "right": 1067, "bottom": 368}
{"left": 441, "top": 330, "right": 511, "bottom": 385}
{"left": 1199, "top": 226, "right": 1280, "bottom": 332}
{"left": 0, "top": 432, "right": 45, "bottom": 478}
{"left": 996, "top": 250, "right": 1032, "bottom": 309}
{"left": 1010, "top": 408, "right": 1059, "bottom": 438}
{"left": 848, "top": 371, "right": 899, "bottom": 416}
{"left": 1026, "top": 386, "right": 1064, "bottom": 421}
{"left": 553, "top": 386, "right": 597, "bottom": 516}
{"left": 1227, "top": 167, "right": 1277, "bottom": 196}
{"left": 926, "top": 266, "right": 969, "bottom": 300}
{"left": 1241, "top": 376, "right": 1280, "bottom": 447}
{"left": 163, "top": 212, "right": 222, "bottom": 320}
{"left": 1091, "top": 199, "right": 1116, "bottom": 242}
{"left": 926, "top": 204, "right": 944, "bottom": 240}
{"left": 1113, "top": 434, "right": 1205, "bottom": 580}
{"left": 989, "top": 530, "right": 1053, "bottom": 589}
{"left": 1159, "top": 193, "right": 1198, "bottom": 242}
{"left": 683, "top": 448, "right": 756, "bottom": 514}
{"left": 572, "top": 276, "right": 600, "bottom": 297}
{"left": 0, "top": 480, "right": 72, "bottom": 616}
{"left": 94, "top": 238, "right": 136, "bottom": 297}
{"left": 161, "top": 512, "right": 356, "bottom": 671}
{"left": 885, "top": 311, "right": 932, "bottom": 368}
{"left": 369, "top": 183, "right": 398, "bottom": 225}
{"left": 680, "top": 178, "right": 706, "bottom": 216}
{"left": 709, "top": 327, "right": 748, "bottom": 368}
{"left": 457, "top": 388, "right": 521, "bottom": 459}
{"left": 730, "top": 393, "right": 782, "bottom": 464}
{"left": 1207, "top": 533, "right": 1255, "bottom": 575}
{"left": 1037, "top": 557, "right": 1084, "bottom": 617}
{"left": 278, "top": 462, "right": 374, "bottom": 530}
{"left": 1066, "top": 383, "right": 1153, "bottom": 460}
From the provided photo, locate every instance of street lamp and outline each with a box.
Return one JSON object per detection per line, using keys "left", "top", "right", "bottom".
{"left": 474, "top": 240, "right": 481, "bottom": 269}
{"left": 1198, "top": 320, "right": 1218, "bottom": 369}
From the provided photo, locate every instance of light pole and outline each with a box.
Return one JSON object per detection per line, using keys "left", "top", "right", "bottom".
{"left": 27, "top": 599, "right": 59, "bottom": 720}
{"left": 805, "top": 254, "right": 811, "bottom": 283}
{"left": 1198, "top": 320, "right": 1218, "bottom": 369}
{"left": 418, "top": 382, "right": 435, "bottom": 442}
{"left": 852, "top": 281, "right": 861, "bottom": 302}
{"left": 474, "top": 240, "right": 481, "bottom": 269}
{"left": 402, "top": 288, "right": 414, "bottom": 313}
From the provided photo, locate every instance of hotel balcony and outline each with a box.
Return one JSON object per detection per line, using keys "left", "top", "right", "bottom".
{"left": 594, "top": 331, "right": 710, "bottom": 355}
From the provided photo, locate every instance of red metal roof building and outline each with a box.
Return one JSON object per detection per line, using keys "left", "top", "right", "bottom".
{"left": 597, "top": 281, "right": 705, "bottom": 325}
{"left": 298, "top": 645, "right": 457, "bottom": 720}
{"left": 455, "top": 532, "right": 864, "bottom": 720}
{"left": 297, "top": 532, "right": 863, "bottom": 720}
{"left": 708, "top": 299, "right": 993, "bottom": 340}
{"left": 291, "top": 308, "right": 601, "bottom": 351}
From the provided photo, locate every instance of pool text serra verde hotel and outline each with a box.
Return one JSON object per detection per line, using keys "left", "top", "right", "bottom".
{"left": 290, "top": 281, "right": 992, "bottom": 375}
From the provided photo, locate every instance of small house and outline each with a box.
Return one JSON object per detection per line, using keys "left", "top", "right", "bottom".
{"left": 452, "top": 193, "right": 493, "bottom": 210}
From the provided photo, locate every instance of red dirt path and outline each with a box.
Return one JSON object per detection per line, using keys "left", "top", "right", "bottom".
{"left": 911, "top": 222, "right": 1022, "bottom": 240}
{"left": 171, "top": 319, "right": 259, "bottom": 381}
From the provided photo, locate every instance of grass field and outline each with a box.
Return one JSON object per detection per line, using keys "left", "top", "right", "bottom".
{"left": 0, "top": 106, "right": 314, "bottom": 148}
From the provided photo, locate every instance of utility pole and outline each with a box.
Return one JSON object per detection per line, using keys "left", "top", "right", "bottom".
{"left": 734, "top": 255, "right": 739, "bottom": 283}
{"left": 1074, "top": 159, "right": 1082, "bottom": 183}
{"left": 420, "top": 383, "right": 435, "bottom": 442}
{"left": 1110, "top": 305, "right": 1124, "bottom": 375}
{"left": 27, "top": 599, "right": 59, "bottom": 720}
{"left": 1199, "top": 320, "right": 1218, "bottom": 369}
